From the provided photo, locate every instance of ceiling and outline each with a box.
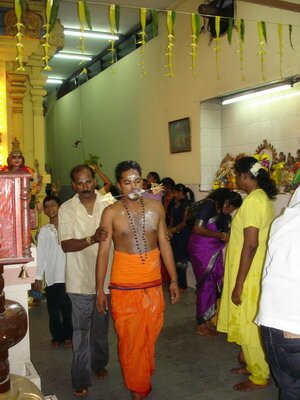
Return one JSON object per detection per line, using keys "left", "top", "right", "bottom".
{"left": 44, "top": 0, "right": 179, "bottom": 91}
{"left": 44, "top": 0, "right": 300, "bottom": 92}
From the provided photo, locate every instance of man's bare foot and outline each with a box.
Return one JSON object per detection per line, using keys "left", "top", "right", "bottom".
{"left": 64, "top": 339, "right": 72, "bottom": 349}
{"left": 73, "top": 387, "right": 88, "bottom": 397}
{"left": 233, "top": 380, "right": 269, "bottom": 391}
{"left": 197, "top": 324, "right": 219, "bottom": 337}
{"left": 179, "top": 288, "right": 188, "bottom": 294}
{"left": 50, "top": 341, "right": 60, "bottom": 348}
{"left": 230, "top": 367, "right": 250, "bottom": 375}
{"left": 95, "top": 368, "right": 108, "bottom": 379}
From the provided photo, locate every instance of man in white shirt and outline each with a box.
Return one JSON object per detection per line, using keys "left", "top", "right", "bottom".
{"left": 34, "top": 195, "right": 72, "bottom": 348}
{"left": 256, "top": 202, "right": 300, "bottom": 400}
{"left": 59, "top": 165, "right": 112, "bottom": 397}
{"left": 289, "top": 185, "right": 300, "bottom": 207}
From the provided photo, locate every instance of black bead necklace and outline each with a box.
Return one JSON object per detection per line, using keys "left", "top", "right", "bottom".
{"left": 122, "top": 196, "right": 148, "bottom": 264}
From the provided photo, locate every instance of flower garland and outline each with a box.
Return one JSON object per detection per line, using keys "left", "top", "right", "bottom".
{"left": 253, "top": 152, "right": 270, "bottom": 170}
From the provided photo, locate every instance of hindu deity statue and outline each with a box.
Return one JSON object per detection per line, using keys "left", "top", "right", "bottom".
{"left": 0, "top": 138, "right": 43, "bottom": 229}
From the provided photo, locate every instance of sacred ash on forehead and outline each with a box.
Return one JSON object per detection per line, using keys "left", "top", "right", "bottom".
{"left": 126, "top": 174, "right": 140, "bottom": 181}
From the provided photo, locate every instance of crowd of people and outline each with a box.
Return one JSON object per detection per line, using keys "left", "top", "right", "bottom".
{"left": 2, "top": 138, "right": 300, "bottom": 400}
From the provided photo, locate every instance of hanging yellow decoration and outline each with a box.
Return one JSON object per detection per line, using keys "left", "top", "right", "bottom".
{"left": 14, "top": 0, "right": 25, "bottom": 72}
{"left": 213, "top": 16, "right": 221, "bottom": 79}
{"left": 257, "top": 21, "right": 266, "bottom": 81}
{"left": 165, "top": 10, "right": 176, "bottom": 77}
{"left": 237, "top": 18, "right": 245, "bottom": 81}
{"left": 278, "top": 23, "right": 283, "bottom": 79}
{"left": 109, "top": 4, "right": 117, "bottom": 66}
{"left": 77, "top": 1, "right": 92, "bottom": 73}
{"left": 42, "top": 0, "right": 53, "bottom": 71}
{"left": 189, "top": 13, "right": 200, "bottom": 77}
{"left": 137, "top": 7, "right": 147, "bottom": 77}
{"left": 78, "top": 1, "right": 86, "bottom": 55}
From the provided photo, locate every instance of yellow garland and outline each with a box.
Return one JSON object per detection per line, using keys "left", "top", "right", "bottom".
{"left": 213, "top": 16, "right": 220, "bottom": 79}
{"left": 109, "top": 5, "right": 117, "bottom": 67}
{"left": 137, "top": 7, "right": 147, "bottom": 77}
{"left": 278, "top": 23, "right": 283, "bottom": 79}
{"left": 14, "top": 0, "right": 25, "bottom": 72}
{"left": 42, "top": 0, "right": 53, "bottom": 71}
{"left": 78, "top": 1, "right": 86, "bottom": 55}
{"left": 189, "top": 13, "right": 198, "bottom": 77}
{"left": 237, "top": 19, "right": 244, "bottom": 81}
{"left": 165, "top": 11, "right": 175, "bottom": 77}
{"left": 257, "top": 21, "right": 266, "bottom": 81}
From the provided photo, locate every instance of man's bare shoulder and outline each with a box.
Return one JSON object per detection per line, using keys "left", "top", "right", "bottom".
{"left": 102, "top": 200, "right": 124, "bottom": 214}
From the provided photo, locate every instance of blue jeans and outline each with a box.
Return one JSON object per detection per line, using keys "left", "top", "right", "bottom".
{"left": 261, "top": 326, "right": 300, "bottom": 400}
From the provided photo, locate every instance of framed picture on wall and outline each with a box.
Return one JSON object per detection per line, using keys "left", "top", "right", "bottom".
{"left": 168, "top": 117, "right": 191, "bottom": 154}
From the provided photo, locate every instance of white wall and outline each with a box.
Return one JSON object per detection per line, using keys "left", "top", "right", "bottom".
{"left": 222, "top": 85, "right": 300, "bottom": 155}
{"left": 200, "top": 102, "right": 221, "bottom": 190}
{"left": 200, "top": 84, "right": 300, "bottom": 188}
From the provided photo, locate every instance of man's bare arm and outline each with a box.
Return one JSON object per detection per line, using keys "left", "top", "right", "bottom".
{"left": 157, "top": 204, "right": 179, "bottom": 304}
{"left": 95, "top": 207, "right": 113, "bottom": 313}
{"left": 61, "top": 227, "right": 108, "bottom": 253}
{"left": 93, "top": 164, "right": 113, "bottom": 193}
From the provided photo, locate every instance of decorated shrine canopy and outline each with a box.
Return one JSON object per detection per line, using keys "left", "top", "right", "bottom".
{"left": 6, "top": 0, "right": 300, "bottom": 81}
{"left": 213, "top": 140, "right": 300, "bottom": 192}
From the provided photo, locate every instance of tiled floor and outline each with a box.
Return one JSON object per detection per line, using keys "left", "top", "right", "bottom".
{"left": 29, "top": 290, "right": 278, "bottom": 400}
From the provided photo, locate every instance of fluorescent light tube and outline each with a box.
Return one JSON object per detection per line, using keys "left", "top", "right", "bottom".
{"left": 222, "top": 84, "right": 291, "bottom": 105}
{"left": 64, "top": 29, "right": 119, "bottom": 41}
{"left": 54, "top": 53, "right": 93, "bottom": 61}
{"left": 47, "top": 79, "right": 63, "bottom": 84}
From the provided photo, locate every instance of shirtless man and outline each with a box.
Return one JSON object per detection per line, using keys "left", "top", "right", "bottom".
{"left": 96, "top": 160, "right": 179, "bottom": 400}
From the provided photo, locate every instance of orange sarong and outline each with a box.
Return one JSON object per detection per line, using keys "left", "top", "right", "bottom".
{"left": 110, "top": 248, "right": 165, "bottom": 397}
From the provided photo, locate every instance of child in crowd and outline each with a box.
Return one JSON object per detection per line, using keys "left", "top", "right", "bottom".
{"left": 33, "top": 195, "right": 72, "bottom": 348}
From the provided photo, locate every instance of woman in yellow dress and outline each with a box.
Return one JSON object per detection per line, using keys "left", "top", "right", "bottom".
{"left": 217, "top": 156, "right": 278, "bottom": 392}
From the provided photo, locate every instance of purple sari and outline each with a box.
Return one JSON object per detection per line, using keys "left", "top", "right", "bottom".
{"left": 188, "top": 200, "right": 228, "bottom": 324}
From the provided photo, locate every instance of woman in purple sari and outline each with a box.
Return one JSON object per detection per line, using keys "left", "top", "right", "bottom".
{"left": 188, "top": 189, "right": 242, "bottom": 337}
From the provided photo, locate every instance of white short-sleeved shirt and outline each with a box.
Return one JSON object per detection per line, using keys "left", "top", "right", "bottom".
{"left": 58, "top": 191, "right": 112, "bottom": 295}
{"left": 36, "top": 224, "right": 66, "bottom": 287}
{"left": 256, "top": 204, "right": 300, "bottom": 335}
{"left": 289, "top": 186, "right": 300, "bottom": 207}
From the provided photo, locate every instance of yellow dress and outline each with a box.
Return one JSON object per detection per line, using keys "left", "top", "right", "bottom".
{"left": 217, "top": 188, "right": 274, "bottom": 346}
